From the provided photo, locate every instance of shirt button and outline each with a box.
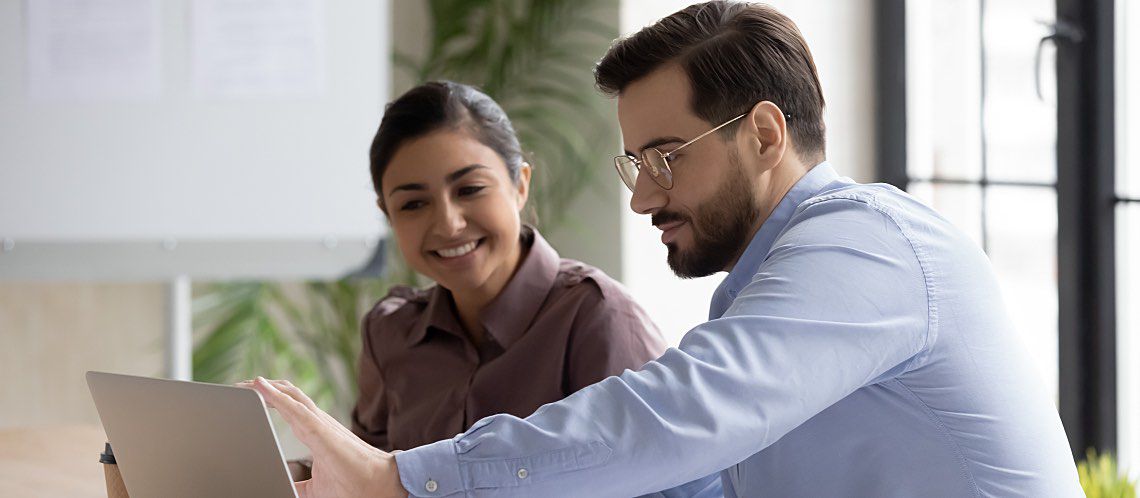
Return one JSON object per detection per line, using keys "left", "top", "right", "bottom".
{"left": 517, "top": 468, "right": 528, "bottom": 479}
{"left": 425, "top": 479, "right": 438, "bottom": 492}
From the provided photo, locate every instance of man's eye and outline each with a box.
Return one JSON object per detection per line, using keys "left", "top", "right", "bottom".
{"left": 400, "top": 200, "right": 425, "bottom": 211}
{"left": 458, "top": 185, "right": 486, "bottom": 196}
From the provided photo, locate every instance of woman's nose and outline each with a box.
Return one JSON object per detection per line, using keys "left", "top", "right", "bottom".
{"left": 432, "top": 198, "right": 467, "bottom": 236}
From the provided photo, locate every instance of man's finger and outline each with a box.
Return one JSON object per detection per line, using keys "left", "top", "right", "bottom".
{"left": 261, "top": 380, "right": 360, "bottom": 442}
{"left": 294, "top": 478, "right": 311, "bottom": 498}
{"left": 251, "top": 377, "right": 315, "bottom": 433}
{"left": 253, "top": 378, "right": 358, "bottom": 454}
{"left": 267, "top": 379, "right": 320, "bottom": 413}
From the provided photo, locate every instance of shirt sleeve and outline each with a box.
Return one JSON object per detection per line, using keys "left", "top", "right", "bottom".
{"left": 564, "top": 277, "right": 722, "bottom": 498}
{"left": 394, "top": 196, "right": 932, "bottom": 497}
{"left": 351, "top": 309, "right": 391, "bottom": 451}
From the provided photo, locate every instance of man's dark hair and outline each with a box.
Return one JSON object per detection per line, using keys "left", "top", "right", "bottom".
{"left": 595, "top": 1, "right": 826, "bottom": 162}
{"left": 369, "top": 80, "right": 524, "bottom": 200}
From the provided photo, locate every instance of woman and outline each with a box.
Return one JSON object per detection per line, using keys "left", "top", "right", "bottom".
{"left": 346, "top": 81, "right": 663, "bottom": 454}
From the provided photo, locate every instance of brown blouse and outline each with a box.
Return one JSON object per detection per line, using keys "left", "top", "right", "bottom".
{"left": 350, "top": 229, "right": 665, "bottom": 451}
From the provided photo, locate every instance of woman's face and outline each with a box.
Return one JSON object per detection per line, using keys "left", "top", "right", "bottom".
{"left": 380, "top": 129, "right": 530, "bottom": 296}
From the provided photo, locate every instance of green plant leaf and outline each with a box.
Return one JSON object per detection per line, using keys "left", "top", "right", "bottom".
{"left": 1078, "top": 448, "right": 1138, "bottom": 498}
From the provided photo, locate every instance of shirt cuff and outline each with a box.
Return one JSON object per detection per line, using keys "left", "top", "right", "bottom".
{"left": 395, "top": 438, "right": 466, "bottom": 497}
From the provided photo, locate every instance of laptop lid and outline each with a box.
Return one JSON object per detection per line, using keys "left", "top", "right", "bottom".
{"left": 86, "top": 371, "right": 298, "bottom": 498}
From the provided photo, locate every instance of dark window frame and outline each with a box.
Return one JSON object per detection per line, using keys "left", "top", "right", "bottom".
{"left": 1055, "top": 0, "right": 1117, "bottom": 456}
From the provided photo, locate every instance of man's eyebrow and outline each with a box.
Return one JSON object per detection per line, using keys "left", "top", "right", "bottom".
{"left": 387, "top": 164, "right": 489, "bottom": 196}
{"left": 623, "top": 136, "right": 686, "bottom": 157}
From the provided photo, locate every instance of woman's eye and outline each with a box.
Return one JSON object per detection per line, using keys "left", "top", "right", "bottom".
{"left": 400, "top": 200, "right": 425, "bottom": 211}
{"left": 457, "top": 185, "right": 486, "bottom": 196}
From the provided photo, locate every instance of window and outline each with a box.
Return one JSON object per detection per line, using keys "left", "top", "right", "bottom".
{"left": 904, "top": 0, "right": 1060, "bottom": 396}
{"left": 880, "top": 0, "right": 1129, "bottom": 459}
{"left": 1117, "top": 0, "right": 1139, "bottom": 476}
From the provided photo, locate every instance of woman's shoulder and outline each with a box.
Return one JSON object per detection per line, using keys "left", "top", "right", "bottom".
{"left": 553, "top": 258, "right": 665, "bottom": 352}
{"left": 363, "top": 284, "right": 432, "bottom": 335}
{"left": 553, "top": 258, "right": 638, "bottom": 308}
{"left": 373, "top": 284, "right": 431, "bottom": 311}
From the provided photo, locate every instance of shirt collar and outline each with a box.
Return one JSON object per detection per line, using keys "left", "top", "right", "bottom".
{"left": 407, "top": 226, "right": 560, "bottom": 349}
{"left": 709, "top": 161, "right": 843, "bottom": 319}
{"left": 408, "top": 286, "right": 463, "bottom": 346}
{"left": 479, "top": 228, "right": 560, "bottom": 349}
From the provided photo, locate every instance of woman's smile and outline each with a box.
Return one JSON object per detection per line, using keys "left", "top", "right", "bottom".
{"left": 432, "top": 238, "right": 483, "bottom": 259}
{"left": 428, "top": 237, "right": 487, "bottom": 269}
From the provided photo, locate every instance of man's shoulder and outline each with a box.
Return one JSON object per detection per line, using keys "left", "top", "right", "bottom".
{"left": 802, "top": 181, "right": 904, "bottom": 211}
{"left": 792, "top": 181, "right": 942, "bottom": 237}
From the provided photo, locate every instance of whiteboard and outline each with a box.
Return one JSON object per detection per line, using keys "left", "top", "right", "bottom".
{"left": 0, "top": 0, "right": 390, "bottom": 279}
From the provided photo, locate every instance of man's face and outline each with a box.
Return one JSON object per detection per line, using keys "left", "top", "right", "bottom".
{"left": 617, "top": 64, "right": 760, "bottom": 278}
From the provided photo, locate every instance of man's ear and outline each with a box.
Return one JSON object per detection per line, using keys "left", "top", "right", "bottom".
{"left": 739, "top": 101, "right": 788, "bottom": 174}
{"left": 515, "top": 162, "right": 532, "bottom": 208}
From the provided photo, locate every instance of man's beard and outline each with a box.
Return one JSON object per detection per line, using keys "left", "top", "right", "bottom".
{"left": 656, "top": 157, "right": 760, "bottom": 279}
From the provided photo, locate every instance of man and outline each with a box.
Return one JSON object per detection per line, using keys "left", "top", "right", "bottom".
{"left": 250, "top": 2, "right": 1083, "bottom": 496}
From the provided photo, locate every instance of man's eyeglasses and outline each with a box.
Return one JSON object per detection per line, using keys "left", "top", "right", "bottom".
{"left": 613, "top": 109, "right": 790, "bottom": 192}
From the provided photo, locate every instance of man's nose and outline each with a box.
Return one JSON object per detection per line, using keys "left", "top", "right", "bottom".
{"left": 629, "top": 169, "right": 666, "bottom": 216}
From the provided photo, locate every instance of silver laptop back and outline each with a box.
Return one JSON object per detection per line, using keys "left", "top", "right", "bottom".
{"left": 87, "top": 371, "right": 298, "bottom": 498}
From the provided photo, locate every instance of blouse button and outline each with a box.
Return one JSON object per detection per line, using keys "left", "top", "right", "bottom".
{"left": 517, "top": 468, "right": 529, "bottom": 479}
{"left": 425, "top": 479, "right": 439, "bottom": 492}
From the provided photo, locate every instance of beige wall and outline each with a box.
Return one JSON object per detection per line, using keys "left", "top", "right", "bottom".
{"left": 0, "top": 282, "right": 165, "bottom": 428}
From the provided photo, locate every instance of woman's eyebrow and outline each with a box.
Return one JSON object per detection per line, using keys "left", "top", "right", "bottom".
{"left": 387, "top": 164, "right": 490, "bottom": 197}
{"left": 445, "top": 164, "right": 488, "bottom": 184}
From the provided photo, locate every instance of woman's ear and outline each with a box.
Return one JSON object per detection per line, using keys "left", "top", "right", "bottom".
{"left": 515, "top": 162, "right": 532, "bottom": 209}
{"left": 376, "top": 197, "right": 388, "bottom": 216}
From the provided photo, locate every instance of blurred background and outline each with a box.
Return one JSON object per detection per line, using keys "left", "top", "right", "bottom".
{"left": 0, "top": 0, "right": 1135, "bottom": 492}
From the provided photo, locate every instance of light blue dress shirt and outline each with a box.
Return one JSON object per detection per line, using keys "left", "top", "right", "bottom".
{"left": 395, "top": 162, "right": 1083, "bottom": 497}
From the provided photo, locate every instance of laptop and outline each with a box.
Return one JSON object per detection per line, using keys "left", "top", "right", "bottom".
{"left": 86, "top": 371, "right": 298, "bottom": 498}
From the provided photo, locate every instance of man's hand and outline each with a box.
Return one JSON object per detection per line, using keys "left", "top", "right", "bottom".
{"left": 287, "top": 458, "right": 312, "bottom": 482}
{"left": 239, "top": 377, "right": 409, "bottom": 498}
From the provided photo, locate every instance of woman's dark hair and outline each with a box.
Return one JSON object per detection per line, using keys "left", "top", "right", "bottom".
{"left": 369, "top": 81, "right": 525, "bottom": 201}
{"left": 595, "top": 1, "right": 826, "bottom": 163}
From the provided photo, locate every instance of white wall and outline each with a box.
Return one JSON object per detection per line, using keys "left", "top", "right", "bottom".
{"left": 0, "top": 0, "right": 391, "bottom": 431}
{"left": 0, "top": 0, "right": 389, "bottom": 280}
{"left": 618, "top": 0, "right": 878, "bottom": 344}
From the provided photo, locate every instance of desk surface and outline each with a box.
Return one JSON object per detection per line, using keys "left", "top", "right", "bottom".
{"left": 0, "top": 425, "right": 107, "bottom": 498}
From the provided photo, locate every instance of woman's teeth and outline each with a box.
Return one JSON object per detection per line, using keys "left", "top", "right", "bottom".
{"left": 436, "top": 240, "right": 478, "bottom": 258}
